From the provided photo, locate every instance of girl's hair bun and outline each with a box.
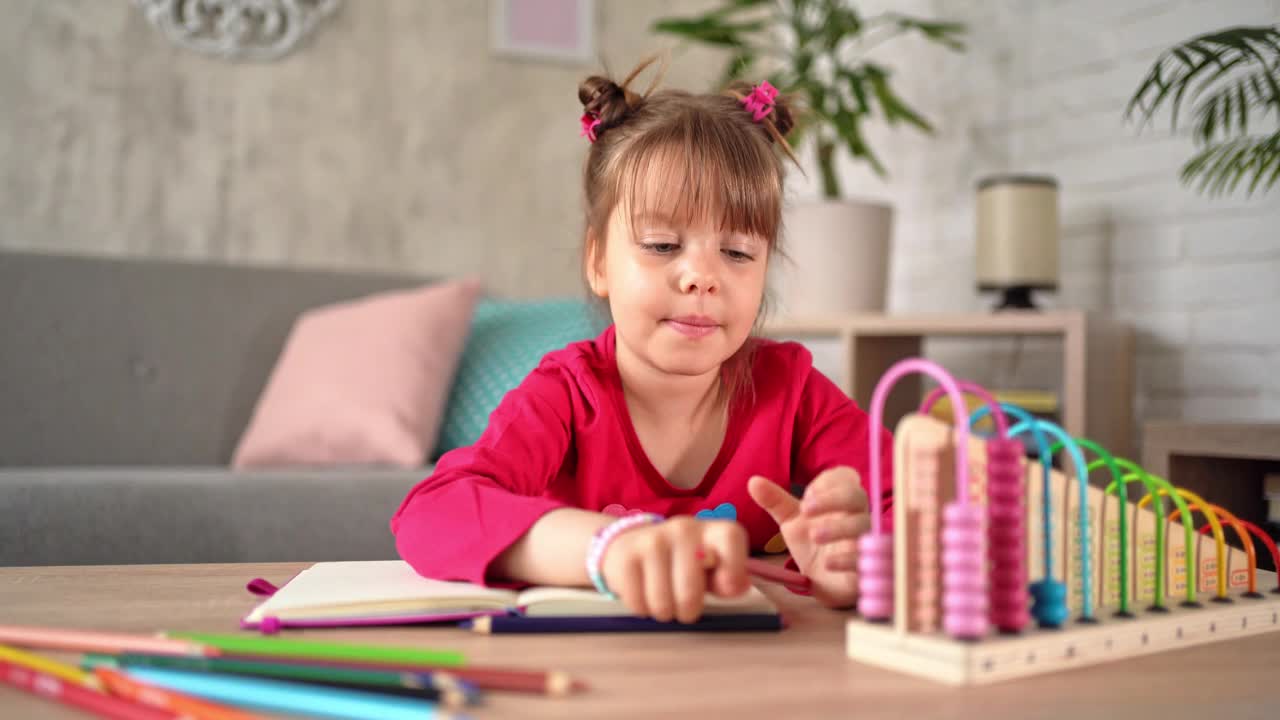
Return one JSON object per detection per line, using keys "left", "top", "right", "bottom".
{"left": 767, "top": 92, "right": 796, "bottom": 138}
{"left": 578, "top": 75, "right": 633, "bottom": 128}
{"left": 577, "top": 56, "right": 667, "bottom": 142}
{"left": 725, "top": 80, "right": 796, "bottom": 140}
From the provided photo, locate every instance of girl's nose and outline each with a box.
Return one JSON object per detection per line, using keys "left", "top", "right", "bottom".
{"left": 678, "top": 254, "right": 720, "bottom": 295}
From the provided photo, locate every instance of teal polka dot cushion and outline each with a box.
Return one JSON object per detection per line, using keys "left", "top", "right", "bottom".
{"left": 433, "top": 298, "right": 609, "bottom": 458}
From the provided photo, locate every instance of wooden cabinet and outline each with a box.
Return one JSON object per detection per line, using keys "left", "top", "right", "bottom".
{"left": 1142, "top": 422, "right": 1280, "bottom": 570}
{"left": 762, "top": 310, "right": 1135, "bottom": 459}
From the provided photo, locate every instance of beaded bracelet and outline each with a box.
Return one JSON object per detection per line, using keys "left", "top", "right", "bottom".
{"left": 586, "top": 513, "right": 664, "bottom": 600}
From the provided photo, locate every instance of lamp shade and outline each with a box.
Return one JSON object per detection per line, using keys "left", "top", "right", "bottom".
{"left": 975, "top": 175, "right": 1059, "bottom": 291}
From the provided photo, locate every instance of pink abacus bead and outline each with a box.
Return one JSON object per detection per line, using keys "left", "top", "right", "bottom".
{"left": 858, "top": 571, "right": 893, "bottom": 598}
{"left": 941, "top": 589, "right": 987, "bottom": 615}
{"left": 941, "top": 502, "right": 987, "bottom": 639}
{"left": 944, "top": 612, "right": 990, "bottom": 639}
{"left": 857, "top": 533, "right": 893, "bottom": 621}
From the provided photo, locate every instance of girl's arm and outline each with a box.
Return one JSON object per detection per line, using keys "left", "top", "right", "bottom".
{"left": 488, "top": 507, "right": 613, "bottom": 586}
{"left": 390, "top": 364, "right": 601, "bottom": 586}
{"left": 790, "top": 366, "right": 895, "bottom": 525}
{"left": 743, "top": 363, "right": 893, "bottom": 609}
{"left": 392, "top": 362, "right": 753, "bottom": 615}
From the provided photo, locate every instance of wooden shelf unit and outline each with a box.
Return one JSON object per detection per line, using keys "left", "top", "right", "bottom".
{"left": 761, "top": 310, "right": 1135, "bottom": 460}
{"left": 1142, "top": 422, "right": 1280, "bottom": 570}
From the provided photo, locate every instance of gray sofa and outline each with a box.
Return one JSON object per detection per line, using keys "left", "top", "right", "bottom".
{"left": 1, "top": 249, "right": 443, "bottom": 566}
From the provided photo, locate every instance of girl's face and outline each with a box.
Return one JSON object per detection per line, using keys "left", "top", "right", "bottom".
{"left": 588, "top": 196, "right": 769, "bottom": 381}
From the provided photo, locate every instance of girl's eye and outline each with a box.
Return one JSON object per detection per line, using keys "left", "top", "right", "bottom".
{"left": 723, "top": 249, "right": 755, "bottom": 262}
{"left": 642, "top": 242, "right": 680, "bottom": 254}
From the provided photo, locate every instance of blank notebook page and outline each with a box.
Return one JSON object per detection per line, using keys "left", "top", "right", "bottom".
{"left": 246, "top": 560, "right": 513, "bottom": 620}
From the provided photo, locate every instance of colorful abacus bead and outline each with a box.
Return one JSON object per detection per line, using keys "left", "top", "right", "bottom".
{"left": 1029, "top": 578, "right": 1070, "bottom": 628}
{"left": 986, "top": 437, "right": 1029, "bottom": 633}
{"left": 857, "top": 533, "right": 893, "bottom": 621}
{"left": 941, "top": 502, "right": 988, "bottom": 639}
{"left": 988, "top": 508, "right": 1029, "bottom": 632}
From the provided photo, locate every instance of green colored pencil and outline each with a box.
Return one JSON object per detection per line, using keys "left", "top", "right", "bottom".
{"left": 162, "top": 632, "right": 466, "bottom": 668}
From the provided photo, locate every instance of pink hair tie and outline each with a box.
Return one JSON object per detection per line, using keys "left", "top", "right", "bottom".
{"left": 580, "top": 111, "right": 602, "bottom": 143}
{"left": 741, "top": 80, "right": 778, "bottom": 123}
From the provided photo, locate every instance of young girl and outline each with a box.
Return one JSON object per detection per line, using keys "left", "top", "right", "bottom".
{"left": 391, "top": 57, "right": 893, "bottom": 622}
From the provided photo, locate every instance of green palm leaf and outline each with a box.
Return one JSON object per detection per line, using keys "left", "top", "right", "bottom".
{"left": 1180, "top": 133, "right": 1280, "bottom": 196}
{"left": 1129, "top": 24, "right": 1280, "bottom": 197}
{"left": 1126, "top": 25, "right": 1280, "bottom": 133}
{"left": 1193, "top": 69, "right": 1280, "bottom": 140}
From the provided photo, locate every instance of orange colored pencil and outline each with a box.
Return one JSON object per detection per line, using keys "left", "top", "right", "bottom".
{"left": 0, "top": 625, "right": 211, "bottom": 658}
{"left": 94, "top": 667, "right": 268, "bottom": 720}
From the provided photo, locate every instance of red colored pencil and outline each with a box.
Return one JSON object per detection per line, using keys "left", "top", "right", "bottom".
{"left": 0, "top": 660, "right": 178, "bottom": 720}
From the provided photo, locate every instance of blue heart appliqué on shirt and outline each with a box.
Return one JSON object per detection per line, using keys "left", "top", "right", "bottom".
{"left": 696, "top": 503, "right": 737, "bottom": 521}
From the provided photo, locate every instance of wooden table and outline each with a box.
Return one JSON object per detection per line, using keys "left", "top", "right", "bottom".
{"left": 3, "top": 563, "right": 1276, "bottom": 720}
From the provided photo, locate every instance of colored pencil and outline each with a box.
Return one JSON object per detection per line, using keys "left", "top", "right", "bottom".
{"left": 120, "top": 666, "right": 459, "bottom": 720}
{"left": 84, "top": 652, "right": 481, "bottom": 707}
{"left": 283, "top": 675, "right": 475, "bottom": 705}
{"left": 0, "top": 660, "right": 177, "bottom": 720}
{"left": 162, "top": 631, "right": 465, "bottom": 667}
{"left": 0, "top": 642, "right": 98, "bottom": 687}
{"left": 466, "top": 613, "right": 783, "bottom": 634}
{"left": 745, "top": 557, "right": 812, "bottom": 593}
{"left": 201, "top": 653, "right": 584, "bottom": 697}
{"left": 696, "top": 552, "right": 812, "bottom": 592}
{"left": 94, "top": 667, "right": 268, "bottom": 720}
{"left": 165, "top": 631, "right": 580, "bottom": 696}
{"left": 0, "top": 625, "right": 210, "bottom": 658}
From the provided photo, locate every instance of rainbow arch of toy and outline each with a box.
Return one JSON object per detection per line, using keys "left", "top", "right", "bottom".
{"left": 845, "top": 357, "right": 1280, "bottom": 686}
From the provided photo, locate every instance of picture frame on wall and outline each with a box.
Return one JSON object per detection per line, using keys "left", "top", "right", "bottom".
{"left": 491, "top": 0, "right": 595, "bottom": 63}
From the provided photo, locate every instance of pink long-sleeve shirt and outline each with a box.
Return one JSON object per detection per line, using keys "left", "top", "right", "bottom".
{"left": 391, "top": 325, "right": 894, "bottom": 585}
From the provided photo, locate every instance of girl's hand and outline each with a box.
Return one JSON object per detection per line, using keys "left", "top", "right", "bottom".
{"left": 747, "top": 467, "right": 870, "bottom": 609}
{"left": 598, "top": 516, "right": 751, "bottom": 623}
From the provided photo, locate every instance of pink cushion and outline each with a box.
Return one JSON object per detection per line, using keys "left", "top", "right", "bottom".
{"left": 232, "top": 278, "right": 481, "bottom": 469}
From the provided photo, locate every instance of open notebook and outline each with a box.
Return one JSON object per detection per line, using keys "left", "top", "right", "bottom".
{"left": 241, "top": 561, "right": 780, "bottom": 631}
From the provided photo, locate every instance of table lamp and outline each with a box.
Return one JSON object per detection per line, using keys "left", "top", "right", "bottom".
{"left": 975, "top": 175, "right": 1060, "bottom": 311}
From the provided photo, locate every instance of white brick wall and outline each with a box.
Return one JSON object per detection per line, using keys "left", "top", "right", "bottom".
{"left": 794, "top": 0, "right": 1280, "bottom": 441}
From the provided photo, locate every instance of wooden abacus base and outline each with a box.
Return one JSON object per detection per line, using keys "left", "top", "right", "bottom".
{"left": 846, "top": 589, "right": 1280, "bottom": 685}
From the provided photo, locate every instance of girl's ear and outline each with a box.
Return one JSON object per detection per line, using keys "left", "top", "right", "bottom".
{"left": 584, "top": 227, "right": 609, "bottom": 299}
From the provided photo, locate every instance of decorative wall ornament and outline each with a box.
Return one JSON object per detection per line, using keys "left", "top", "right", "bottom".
{"left": 134, "top": 0, "right": 342, "bottom": 62}
{"left": 490, "top": 0, "right": 594, "bottom": 64}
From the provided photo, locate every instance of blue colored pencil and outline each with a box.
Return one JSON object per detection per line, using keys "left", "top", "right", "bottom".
{"left": 120, "top": 666, "right": 464, "bottom": 720}
{"left": 82, "top": 652, "right": 482, "bottom": 707}
{"left": 466, "top": 613, "right": 783, "bottom": 634}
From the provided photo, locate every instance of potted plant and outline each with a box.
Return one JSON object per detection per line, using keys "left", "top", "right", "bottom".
{"left": 653, "top": 0, "right": 965, "bottom": 315}
{"left": 1126, "top": 24, "right": 1280, "bottom": 198}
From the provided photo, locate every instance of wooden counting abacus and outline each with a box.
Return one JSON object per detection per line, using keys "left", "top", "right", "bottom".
{"left": 846, "top": 358, "right": 1280, "bottom": 685}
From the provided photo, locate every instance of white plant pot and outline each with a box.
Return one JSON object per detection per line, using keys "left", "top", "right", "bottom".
{"left": 774, "top": 198, "right": 893, "bottom": 318}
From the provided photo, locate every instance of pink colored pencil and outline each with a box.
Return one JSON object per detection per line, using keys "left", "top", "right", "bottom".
{"left": 0, "top": 625, "right": 212, "bottom": 658}
{"left": 696, "top": 550, "right": 813, "bottom": 592}
{"left": 745, "top": 558, "right": 812, "bottom": 592}
{"left": 0, "top": 660, "right": 178, "bottom": 720}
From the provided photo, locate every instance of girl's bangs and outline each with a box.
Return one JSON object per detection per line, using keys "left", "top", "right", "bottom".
{"left": 615, "top": 122, "right": 781, "bottom": 244}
